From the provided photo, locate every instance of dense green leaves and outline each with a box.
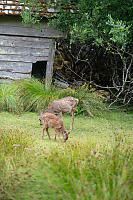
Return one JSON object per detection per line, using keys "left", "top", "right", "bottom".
{"left": 20, "top": 0, "right": 133, "bottom": 47}
{"left": 51, "top": 0, "right": 132, "bottom": 47}
{"left": 105, "top": 15, "right": 131, "bottom": 48}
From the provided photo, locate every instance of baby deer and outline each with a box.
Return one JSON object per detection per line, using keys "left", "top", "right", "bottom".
{"left": 40, "top": 110, "right": 70, "bottom": 142}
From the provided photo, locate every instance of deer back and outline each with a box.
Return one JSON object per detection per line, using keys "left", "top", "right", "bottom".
{"left": 45, "top": 97, "right": 79, "bottom": 114}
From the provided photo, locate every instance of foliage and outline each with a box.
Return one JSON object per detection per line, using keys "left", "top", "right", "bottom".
{"left": 19, "top": 0, "right": 42, "bottom": 24}
{"left": 0, "top": 79, "right": 107, "bottom": 114}
{"left": 105, "top": 15, "right": 131, "bottom": 48}
{"left": 56, "top": 0, "right": 132, "bottom": 46}
{"left": 20, "top": 0, "right": 133, "bottom": 46}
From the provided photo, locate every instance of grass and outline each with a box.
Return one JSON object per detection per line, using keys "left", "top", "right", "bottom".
{"left": 0, "top": 83, "right": 21, "bottom": 113}
{"left": 0, "top": 109, "right": 133, "bottom": 200}
{"left": 0, "top": 78, "right": 132, "bottom": 199}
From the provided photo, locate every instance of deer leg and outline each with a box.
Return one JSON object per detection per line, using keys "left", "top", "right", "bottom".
{"left": 46, "top": 128, "right": 51, "bottom": 140}
{"left": 54, "top": 129, "right": 61, "bottom": 142}
{"left": 58, "top": 112, "right": 63, "bottom": 120}
{"left": 54, "top": 134, "right": 56, "bottom": 141}
{"left": 69, "top": 112, "right": 75, "bottom": 131}
{"left": 42, "top": 127, "right": 45, "bottom": 140}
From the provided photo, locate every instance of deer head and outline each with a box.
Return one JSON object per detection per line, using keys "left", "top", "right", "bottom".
{"left": 63, "top": 131, "right": 70, "bottom": 142}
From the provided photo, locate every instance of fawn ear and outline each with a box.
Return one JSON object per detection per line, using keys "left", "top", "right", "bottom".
{"left": 40, "top": 109, "right": 44, "bottom": 115}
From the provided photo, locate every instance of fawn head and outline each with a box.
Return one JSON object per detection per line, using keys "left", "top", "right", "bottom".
{"left": 63, "top": 131, "right": 70, "bottom": 142}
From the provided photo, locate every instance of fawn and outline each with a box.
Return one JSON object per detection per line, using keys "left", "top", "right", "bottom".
{"left": 40, "top": 110, "right": 70, "bottom": 142}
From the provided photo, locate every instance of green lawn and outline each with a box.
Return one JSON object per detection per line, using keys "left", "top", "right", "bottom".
{"left": 0, "top": 110, "right": 133, "bottom": 200}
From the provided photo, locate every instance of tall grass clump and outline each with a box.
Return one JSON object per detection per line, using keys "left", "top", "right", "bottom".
{"left": 17, "top": 78, "right": 61, "bottom": 112}
{"left": 0, "top": 83, "right": 21, "bottom": 113}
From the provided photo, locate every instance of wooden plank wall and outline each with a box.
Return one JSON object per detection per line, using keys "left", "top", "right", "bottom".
{"left": 0, "top": 35, "right": 51, "bottom": 79}
{"left": 0, "top": 16, "right": 63, "bottom": 81}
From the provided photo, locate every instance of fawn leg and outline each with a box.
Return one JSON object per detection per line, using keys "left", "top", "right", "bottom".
{"left": 42, "top": 127, "right": 45, "bottom": 140}
{"left": 46, "top": 128, "right": 51, "bottom": 139}
{"left": 54, "top": 134, "right": 56, "bottom": 140}
{"left": 54, "top": 129, "right": 61, "bottom": 142}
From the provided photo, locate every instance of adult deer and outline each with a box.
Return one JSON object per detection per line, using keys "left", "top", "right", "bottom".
{"left": 40, "top": 111, "right": 70, "bottom": 142}
{"left": 45, "top": 96, "right": 79, "bottom": 131}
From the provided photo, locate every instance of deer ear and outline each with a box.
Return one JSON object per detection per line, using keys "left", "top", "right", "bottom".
{"left": 40, "top": 109, "right": 44, "bottom": 115}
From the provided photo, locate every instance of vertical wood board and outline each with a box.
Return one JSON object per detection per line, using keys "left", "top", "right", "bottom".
{"left": 45, "top": 39, "right": 55, "bottom": 87}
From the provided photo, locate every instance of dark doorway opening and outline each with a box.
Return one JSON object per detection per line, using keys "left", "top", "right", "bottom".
{"left": 32, "top": 61, "right": 47, "bottom": 80}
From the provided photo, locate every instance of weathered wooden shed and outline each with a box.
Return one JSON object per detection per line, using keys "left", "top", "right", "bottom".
{"left": 0, "top": 0, "right": 64, "bottom": 86}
